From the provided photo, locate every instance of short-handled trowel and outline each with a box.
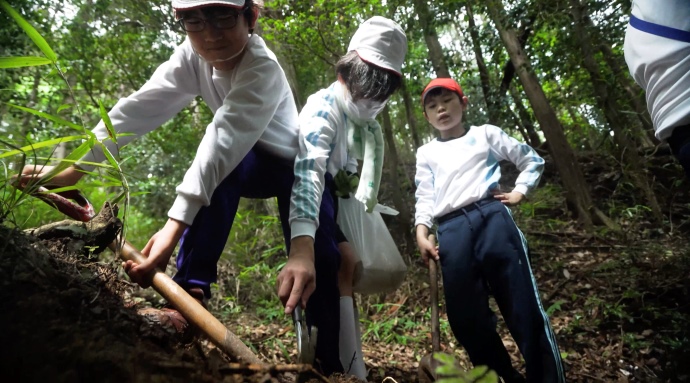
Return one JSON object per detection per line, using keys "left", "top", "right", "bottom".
{"left": 292, "top": 305, "right": 317, "bottom": 364}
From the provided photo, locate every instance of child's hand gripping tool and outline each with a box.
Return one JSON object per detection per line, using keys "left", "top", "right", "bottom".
{"left": 292, "top": 305, "right": 317, "bottom": 364}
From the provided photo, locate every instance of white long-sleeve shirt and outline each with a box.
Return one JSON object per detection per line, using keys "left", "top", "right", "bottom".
{"left": 624, "top": 0, "right": 690, "bottom": 140}
{"left": 414, "top": 124, "right": 544, "bottom": 229}
{"left": 79, "top": 34, "right": 298, "bottom": 225}
{"left": 289, "top": 82, "right": 358, "bottom": 240}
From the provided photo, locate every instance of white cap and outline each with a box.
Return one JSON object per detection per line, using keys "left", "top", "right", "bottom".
{"left": 347, "top": 16, "right": 407, "bottom": 75}
{"left": 172, "top": 0, "right": 244, "bottom": 9}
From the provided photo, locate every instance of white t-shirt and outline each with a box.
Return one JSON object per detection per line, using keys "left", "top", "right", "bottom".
{"left": 414, "top": 124, "right": 544, "bottom": 229}
{"left": 80, "top": 34, "right": 298, "bottom": 225}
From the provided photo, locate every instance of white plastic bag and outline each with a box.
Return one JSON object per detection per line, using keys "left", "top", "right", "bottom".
{"left": 337, "top": 197, "right": 407, "bottom": 295}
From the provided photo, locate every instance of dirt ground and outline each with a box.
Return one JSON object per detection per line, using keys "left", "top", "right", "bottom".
{"left": 3, "top": 218, "right": 689, "bottom": 382}
{"left": 0, "top": 207, "right": 360, "bottom": 383}
{"left": 1, "top": 152, "right": 690, "bottom": 382}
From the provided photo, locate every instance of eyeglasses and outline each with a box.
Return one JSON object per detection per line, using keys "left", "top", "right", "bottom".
{"left": 178, "top": 9, "right": 245, "bottom": 32}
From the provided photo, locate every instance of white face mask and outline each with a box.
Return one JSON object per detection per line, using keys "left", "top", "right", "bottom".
{"left": 343, "top": 90, "right": 387, "bottom": 121}
{"left": 356, "top": 98, "right": 388, "bottom": 120}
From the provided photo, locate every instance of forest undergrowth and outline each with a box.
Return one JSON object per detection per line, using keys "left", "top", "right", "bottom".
{"left": 1, "top": 152, "right": 689, "bottom": 383}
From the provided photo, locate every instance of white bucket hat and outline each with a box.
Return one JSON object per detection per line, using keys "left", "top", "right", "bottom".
{"left": 172, "top": 0, "right": 244, "bottom": 9}
{"left": 347, "top": 16, "right": 407, "bottom": 75}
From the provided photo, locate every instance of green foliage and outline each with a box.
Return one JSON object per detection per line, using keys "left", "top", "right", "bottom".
{"left": 622, "top": 331, "right": 652, "bottom": 352}
{"left": 434, "top": 353, "right": 499, "bottom": 383}
{"left": 204, "top": 201, "right": 288, "bottom": 315}
{"left": 362, "top": 302, "right": 421, "bottom": 344}
{"left": 0, "top": 1, "right": 130, "bottom": 229}
{"left": 512, "top": 183, "right": 571, "bottom": 233}
{"left": 2, "top": 2, "right": 686, "bottom": 379}
{"left": 0, "top": 0, "right": 57, "bottom": 63}
{"left": 546, "top": 299, "right": 565, "bottom": 316}
{"left": 0, "top": 56, "right": 52, "bottom": 68}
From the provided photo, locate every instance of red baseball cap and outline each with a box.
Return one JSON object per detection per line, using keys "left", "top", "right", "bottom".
{"left": 421, "top": 78, "right": 464, "bottom": 104}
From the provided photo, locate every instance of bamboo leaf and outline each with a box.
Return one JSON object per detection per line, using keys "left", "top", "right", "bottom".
{"left": 112, "top": 191, "right": 126, "bottom": 204}
{"left": 64, "top": 136, "right": 97, "bottom": 162}
{"left": 98, "top": 143, "right": 125, "bottom": 182}
{"left": 98, "top": 100, "right": 117, "bottom": 144}
{"left": 97, "top": 182, "right": 124, "bottom": 188}
{"left": 0, "top": 0, "right": 57, "bottom": 62}
{"left": 37, "top": 185, "right": 80, "bottom": 194}
{"left": 29, "top": 157, "right": 110, "bottom": 170}
{"left": 0, "top": 56, "right": 52, "bottom": 68}
{"left": 0, "top": 136, "right": 86, "bottom": 159}
{"left": 57, "top": 104, "right": 72, "bottom": 113}
{"left": 101, "top": 144, "right": 122, "bottom": 172}
{"left": 40, "top": 137, "right": 97, "bottom": 182}
{"left": 5, "top": 103, "right": 86, "bottom": 132}
{"left": 74, "top": 160, "right": 111, "bottom": 169}
{"left": 94, "top": 173, "right": 125, "bottom": 184}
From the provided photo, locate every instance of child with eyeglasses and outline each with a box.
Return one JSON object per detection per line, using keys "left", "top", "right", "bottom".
{"left": 18, "top": 0, "right": 344, "bottom": 375}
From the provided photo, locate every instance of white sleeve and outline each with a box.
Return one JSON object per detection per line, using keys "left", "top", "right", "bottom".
{"left": 79, "top": 40, "right": 199, "bottom": 168}
{"left": 345, "top": 157, "right": 359, "bottom": 174}
{"left": 169, "top": 57, "right": 287, "bottom": 225}
{"left": 486, "top": 125, "right": 544, "bottom": 196}
{"left": 414, "top": 147, "right": 435, "bottom": 228}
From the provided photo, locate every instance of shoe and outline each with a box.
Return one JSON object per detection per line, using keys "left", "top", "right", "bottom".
{"left": 138, "top": 287, "right": 206, "bottom": 334}
{"left": 185, "top": 287, "right": 208, "bottom": 308}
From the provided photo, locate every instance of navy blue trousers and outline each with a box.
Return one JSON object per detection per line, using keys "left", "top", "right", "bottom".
{"left": 436, "top": 198, "right": 565, "bottom": 383}
{"left": 668, "top": 124, "right": 690, "bottom": 179}
{"left": 172, "top": 148, "right": 343, "bottom": 375}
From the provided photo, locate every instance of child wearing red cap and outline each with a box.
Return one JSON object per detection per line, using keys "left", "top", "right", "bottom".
{"left": 414, "top": 78, "right": 564, "bottom": 382}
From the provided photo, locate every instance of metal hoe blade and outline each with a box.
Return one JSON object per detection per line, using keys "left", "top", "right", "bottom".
{"left": 292, "top": 306, "right": 317, "bottom": 364}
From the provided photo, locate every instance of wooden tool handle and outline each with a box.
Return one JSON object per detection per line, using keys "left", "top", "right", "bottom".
{"left": 428, "top": 234, "right": 440, "bottom": 353}
{"left": 111, "top": 240, "right": 264, "bottom": 365}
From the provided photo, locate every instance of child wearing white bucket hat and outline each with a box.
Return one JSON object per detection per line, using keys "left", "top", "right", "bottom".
{"left": 19, "top": 0, "right": 345, "bottom": 376}
{"left": 285, "top": 16, "right": 407, "bottom": 380}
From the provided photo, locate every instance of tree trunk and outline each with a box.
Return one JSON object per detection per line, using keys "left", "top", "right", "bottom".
{"left": 509, "top": 86, "right": 542, "bottom": 148}
{"left": 509, "top": 110, "right": 532, "bottom": 148}
{"left": 380, "top": 106, "right": 415, "bottom": 254}
{"left": 486, "top": 0, "right": 614, "bottom": 230}
{"left": 557, "top": 82, "right": 597, "bottom": 150}
{"left": 569, "top": 0, "right": 663, "bottom": 223}
{"left": 598, "top": 42, "right": 657, "bottom": 147}
{"left": 575, "top": 3, "right": 655, "bottom": 147}
{"left": 498, "top": 11, "right": 535, "bottom": 97}
{"left": 414, "top": 0, "right": 451, "bottom": 78}
{"left": 400, "top": 79, "right": 422, "bottom": 150}
{"left": 466, "top": 3, "right": 499, "bottom": 124}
